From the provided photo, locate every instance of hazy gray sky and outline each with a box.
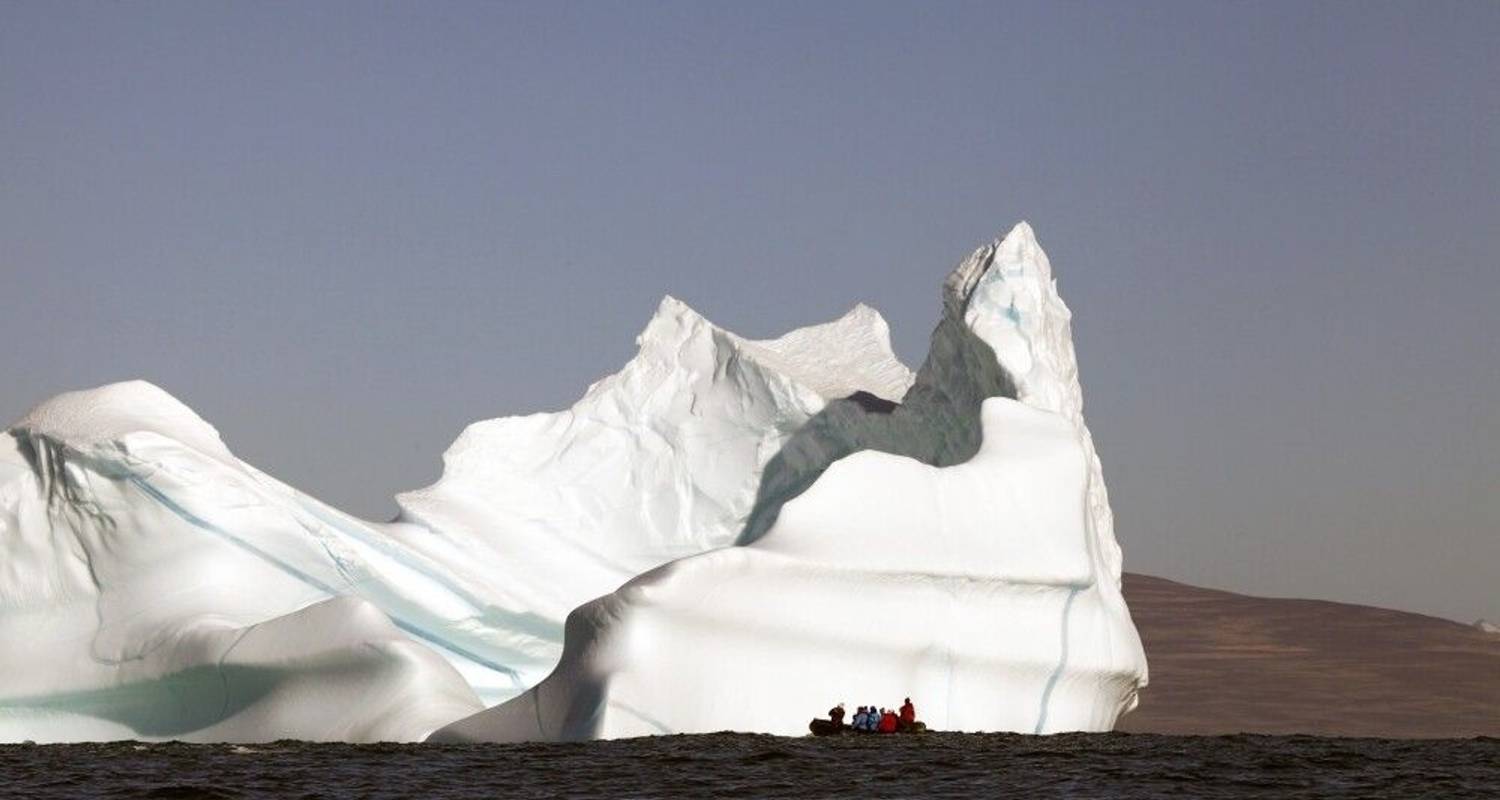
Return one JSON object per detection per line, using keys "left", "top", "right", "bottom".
{"left": 2, "top": 2, "right": 1495, "bottom": 623}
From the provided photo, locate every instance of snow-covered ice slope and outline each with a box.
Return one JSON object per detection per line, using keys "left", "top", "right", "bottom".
{"left": 0, "top": 383, "right": 483, "bottom": 742}
{"left": 0, "top": 301, "right": 913, "bottom": 740}
{"left": 432, "top": 223, "right": 1148, "bottom": 741}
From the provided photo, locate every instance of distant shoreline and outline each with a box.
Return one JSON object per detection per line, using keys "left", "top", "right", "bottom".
{"left": 1119, "top": 573, "right": 1500, "bottom": 738}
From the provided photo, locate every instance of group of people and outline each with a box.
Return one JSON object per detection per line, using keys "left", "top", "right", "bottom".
{"left": 826, "top": 698, "right": 919, "bottom": 733}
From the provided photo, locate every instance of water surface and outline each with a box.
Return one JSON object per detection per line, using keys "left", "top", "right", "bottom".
{"left": 2, "top": 733, "right": 1494, "bottom": 799}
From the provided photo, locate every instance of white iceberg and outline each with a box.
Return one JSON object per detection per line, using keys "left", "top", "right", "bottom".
{"left": 0, "top": 222, "right": 1146, "bottom": 742}
{"left": 433, "top": 223, "right": 1147, "bottom": 741}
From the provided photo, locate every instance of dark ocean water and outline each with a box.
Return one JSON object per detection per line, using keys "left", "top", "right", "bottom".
{"left": 1, "top": 733, "right": 1495, "bottom": 800}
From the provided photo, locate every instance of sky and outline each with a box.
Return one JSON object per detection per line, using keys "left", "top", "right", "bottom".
{"left": 1, "top": 1, "right": 1495, "bottom": 624}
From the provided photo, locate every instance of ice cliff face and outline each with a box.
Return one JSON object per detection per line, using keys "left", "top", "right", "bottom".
{"left": 0, "top": 223, "right": 1146, "bottom": 743}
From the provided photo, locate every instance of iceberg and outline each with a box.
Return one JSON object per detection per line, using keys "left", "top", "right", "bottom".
{"left": 434, "top": 222, "right": 1147, "bottom": 741}
{"left": 0, "top": 222, "right": 1146, "bottom": 742}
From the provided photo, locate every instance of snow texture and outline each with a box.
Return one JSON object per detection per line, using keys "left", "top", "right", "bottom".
{"left": 432, "top": 222, "right": 1147, "bottom": 742}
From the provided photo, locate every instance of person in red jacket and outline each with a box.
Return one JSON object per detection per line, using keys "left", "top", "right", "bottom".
{"left": 899, "top": 697, "right": 916, "bottom": 729}
{"left": 878, "top": 708, "right": 898, "bottom": 733}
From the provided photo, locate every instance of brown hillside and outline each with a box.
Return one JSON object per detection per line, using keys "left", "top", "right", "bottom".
{"left": 1118, "top": 573, "right": 1500, "bottom": 738}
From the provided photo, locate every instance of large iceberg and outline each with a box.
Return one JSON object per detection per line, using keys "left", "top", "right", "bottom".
{"left": 0, "top": 222, "right": 1146, "bottom": 742}
{"left": 433, "top": 222, "right": 1146, "bottom": 741}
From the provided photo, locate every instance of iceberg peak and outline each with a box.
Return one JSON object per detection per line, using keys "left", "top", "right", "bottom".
{"left": 11, "top": 379, "right": 235, "bottom": 463}
{"left": 632, "top": 294, "right": 911, "bottom": 404}
{"left": 942, "top": 221, "right": 1049, "bottom": 318}
{"left": 633, "top": 294, "right": 716, "bottom": 354}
